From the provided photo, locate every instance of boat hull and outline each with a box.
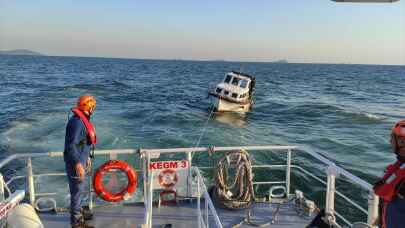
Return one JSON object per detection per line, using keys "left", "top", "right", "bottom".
{"left": 211, "top": 96, "right": 251, "bottom": 112}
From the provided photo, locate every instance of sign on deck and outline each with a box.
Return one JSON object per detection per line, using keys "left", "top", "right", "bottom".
{"left": 149, "top": 160, "right": 189, "bottom": 190}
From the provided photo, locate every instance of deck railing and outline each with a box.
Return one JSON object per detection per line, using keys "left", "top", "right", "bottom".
{"left": 0, "top": 145, "right": 379, "bottom": 228}
{"left": 194, "top": 167, "right": 223, "bottom": 228}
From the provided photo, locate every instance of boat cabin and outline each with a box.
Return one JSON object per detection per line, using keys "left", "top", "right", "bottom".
{"left": 213, "top": 71, "right": 255, "bottom": 103}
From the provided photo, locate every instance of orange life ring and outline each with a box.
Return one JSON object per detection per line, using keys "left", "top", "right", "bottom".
{"left": 93, "top": 160, "right": 137, "bottom": 202}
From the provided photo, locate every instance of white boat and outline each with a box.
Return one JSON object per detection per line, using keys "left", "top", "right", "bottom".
{"left": 0, "top": 145, "right": 379, "bottom": 228}
{"left": 209, "top": 71, "right": 255, "bottom": 113}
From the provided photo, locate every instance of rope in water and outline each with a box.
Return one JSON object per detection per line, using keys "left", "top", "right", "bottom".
{"left": 192, "top": 106, "right": 216, "bottom": 149}
{"left": 212, "top": 149, "right": 255, "bottom": 209}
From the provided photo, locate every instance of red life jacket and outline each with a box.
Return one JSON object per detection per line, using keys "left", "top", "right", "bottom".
{"left": 71, "top": 108, "right": 97, "bottom": 145}
{"left": 374, "top": 161, "right": 405, "bottom": 202}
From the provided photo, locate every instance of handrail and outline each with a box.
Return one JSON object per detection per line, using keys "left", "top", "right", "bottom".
{"left": 194, "top": 167, "right": 223, "bottom": 228}
{"left": 293, "top": 166, "right": 369, "bottom": 215}
{"left": 302, "top": 150, "right": 372, "bottom": 190}
{"left": 4, "top": 164, "right": 371, "bottom": 217}
{"left": 0, "top": 146, "right": 372, "bottom": 191}
{"left": 140, "top": 145, "right": 298, "bottom": 154}
{"left": 0, "top": 145, "right": 377, "bottom": 228}
{"left": 0, "top": 149, "right": 138, "bottom": 169}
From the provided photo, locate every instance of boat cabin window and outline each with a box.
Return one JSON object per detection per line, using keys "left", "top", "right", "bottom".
{"left": 224, "top": 90, "right": 229, "bottom": 95}
{"left": 240, "top": 79, "right": 249, "bottom": 88}
{"left": 232, "top": 93, "right": 238, "bottom": 98}
{"left": 216, "top": 88, "right": 222, "bottom": 93}
{"left": 224, "top": 75, "right": 232, "bottom": 83}
{"left": 232, "top": 77, "right": 240, "bottom": 86}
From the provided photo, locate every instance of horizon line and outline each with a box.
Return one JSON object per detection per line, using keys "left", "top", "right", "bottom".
{"left": 1, "top": 49, "right": 404, "bottom": 66}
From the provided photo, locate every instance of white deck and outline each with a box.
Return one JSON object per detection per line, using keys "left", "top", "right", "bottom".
{"left": 39, "top": 199, "right": 314, "bottom": 228}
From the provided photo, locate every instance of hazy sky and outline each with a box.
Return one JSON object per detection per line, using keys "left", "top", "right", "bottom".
{"left": 1, "top": 0, "right": 404, "bottom": 65}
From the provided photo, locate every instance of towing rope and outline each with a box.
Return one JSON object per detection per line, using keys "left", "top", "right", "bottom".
{"left": 212, "top": 149, "right": 255, "bottom": 209}
{"left": 193, "top": 106, "right": 216, "bottom": 149}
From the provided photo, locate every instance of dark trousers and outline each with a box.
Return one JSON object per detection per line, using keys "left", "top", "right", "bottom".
{"left": 66, "top": 163, "right": 86, "bottom": 225}
{"left": 386, "top": 197, "right": 405, "bottom": 228}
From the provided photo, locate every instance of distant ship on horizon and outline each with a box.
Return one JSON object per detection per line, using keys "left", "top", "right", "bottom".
{"left": 273, "top": 59, "right": 288, "bottom": 64}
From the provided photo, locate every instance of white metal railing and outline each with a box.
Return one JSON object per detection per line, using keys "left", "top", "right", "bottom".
{"left": 0, "top": 180, "right": 25, "bottom": 228}
{"left": 140, "top": 148, "right": 223, "bottom": 228}
{"left": 139, "top": 145, "right": 378, "bottom": 228}
{"left": 0, "top": 145, "right": 379, "bottom": 228}
{"left": 194, "top": 167, "right": 223, "bottom": 228}
{"left": 139, "top": 145, "right": 297, "bottom": 228}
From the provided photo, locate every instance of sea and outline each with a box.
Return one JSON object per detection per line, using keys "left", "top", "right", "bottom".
{"left": 0, "top": 55, "right": 404, "bottom": 223}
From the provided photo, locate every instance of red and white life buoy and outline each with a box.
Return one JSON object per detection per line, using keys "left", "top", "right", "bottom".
{"left": 93, "top": 160, "right": 137, "bottom": 202}
{"left": 158, "top": 169, "right": 178, "bottom": 189}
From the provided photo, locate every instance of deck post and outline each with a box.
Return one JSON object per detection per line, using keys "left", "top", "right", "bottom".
{"left": 367, "top": 192, "right": 379, "bottom": 227}
{"left": 88, "top": 172, "right": 93, "bottom": 210}
{"left": 197, "top": 172, "right": 202, "bottom": 228}
{"left": 88, "top": 154, "right": 98, "bottom": 211}
{"left": 205, "top": 198, "right": 209, "bottom": 228}
{"left": 26, "top": 157, "right": 35, "bottom": 206}
{"left": 325, "top": 165, "right": 338, "bottom": 225}
{"left": 285, "top": 149, "right": 292, "bottom": 197}
{"left": 0, "top": 174, "right": 4, "bottom": 202}
{"left": 187, "top": 152, "right": 192, "bottom": 197}
{"left": 147, "top": 153, "right": 153, "bottom": 228}
{"left": 142, "top": 151, "right": 152, "bottom": 228}
{"left": 142, "top": 150, "right": 147, "bottom": 206}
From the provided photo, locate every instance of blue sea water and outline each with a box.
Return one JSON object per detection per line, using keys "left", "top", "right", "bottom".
{"left": 0, "top": 55, "right": 405, "bottom": 221}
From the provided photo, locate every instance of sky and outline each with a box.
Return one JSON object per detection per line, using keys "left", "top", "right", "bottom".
{"left": 0, "top": 0, "right": 404, "bottom": 65}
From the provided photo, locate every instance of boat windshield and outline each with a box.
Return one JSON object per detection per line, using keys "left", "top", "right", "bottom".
{"left": 231, "top": 77, "right": 240, "bottom": 86}
{"left": 224, "top": 75, "right": 232, "bottom": 83}
{"left": 240, "top": 79, "right": 248, "bottom": 88}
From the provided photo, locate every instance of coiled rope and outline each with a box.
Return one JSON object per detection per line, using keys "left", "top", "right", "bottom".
{"left": 212, "top": 149, "right": 255, "bottom": 209}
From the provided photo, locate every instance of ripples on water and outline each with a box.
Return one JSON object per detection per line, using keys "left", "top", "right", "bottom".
{"left": 0, "top": 55, "right": 405, "bottom": 214}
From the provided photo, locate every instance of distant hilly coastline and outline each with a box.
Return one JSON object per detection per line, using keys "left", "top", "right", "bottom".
{"left": 0, "top": 49, "right": 44, "bottom": 56}
{"left": 0, "top": 50, "right": 291, "bottom": 64}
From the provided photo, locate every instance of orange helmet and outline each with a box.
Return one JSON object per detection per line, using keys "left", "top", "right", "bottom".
{"left": 76, "top": 95, "right": 96, "bottom": 114}
{"left": 391, "top": 120, "right": 405, "bottom": 154}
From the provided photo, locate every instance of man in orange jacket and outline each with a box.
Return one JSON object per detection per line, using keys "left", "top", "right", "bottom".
{"left": 64, "top": 95, "right": 97, "bottom": 228}
{"left": 374, "top": 120, "right": 405, "bottom": 228}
